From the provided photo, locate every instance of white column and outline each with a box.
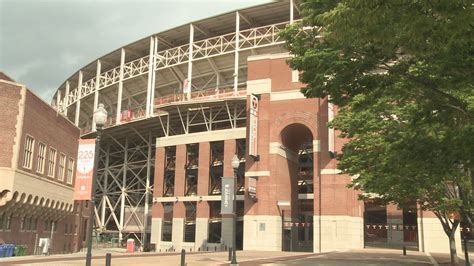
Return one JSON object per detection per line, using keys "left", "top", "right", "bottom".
{"left": 64, "top": 81, "right": 70, "bottom": 116}
{"left": 328, "top": 102, "right": 334, "bottom": 153}
{"left": 187, "top": 24, "right": 194, "bottom": 101}
{"left": 146, "top": 37, "right": 155, "bottom": 117}
{"left": 150, "top": 37, "right": 158, "bottom": 114}
{"left": 290, "top": 0, "right": 294, "bottom": 24}
{"left": 233, "top": 12, "right": 240, "bottom": 94}
{"left": 74, "top": 71, "right": 83, "bottom": 127}
{"left": 56, "top": 90, "right": 61, "bottom": 111}
{"left": 93, "top": 60, "right": 101, "bottom": 131}
{"left": 116, "top": 48, "right": 125, "bottom": 124}
{"left": 119, "top": 138, "right": 128, "bottom": 243}
{"left": 142, "top": 132, "right": 152, "bottom": 245}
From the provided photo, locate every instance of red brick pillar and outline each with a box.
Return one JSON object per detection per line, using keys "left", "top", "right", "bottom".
{"left": 154, "top": 147, "right": 165, "bottom": 198}
{"left": 174, "top": 144, "right": 186, "bottom": 218}
{"left": 197, "top": 142, "right": 210, "bottom": 218}
{"left": 152, "top": 147, "right": 166, "bottom": 221}
{"left": 223, "top": 139, "right": 236, "bottom": 177}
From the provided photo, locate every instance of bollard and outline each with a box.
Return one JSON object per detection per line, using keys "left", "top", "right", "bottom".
{"left": 198, "top": 247, "right": 200, "bottom": 252}
{"left": 228, "top": 247, "right": 232, "bottom": 261}
{"left": 105, "top": 253, "right": 112, "bottom": 266}
{"left": 215, "top": 246, "right": 217, "bottom": 252}
{"left": 180, "top": 249, "right": 186, "bottom": 266}
{"left": 464, "top": 235, "right": 470, "bottom": 266}
{"left": 225, "top": 246, "right": 227, "bottom": 251}
{"left": 403, "top": 246, "right": 406, "bottom": 256}
{"left": 206, "top": 246, "right": 209, "bottom": 251}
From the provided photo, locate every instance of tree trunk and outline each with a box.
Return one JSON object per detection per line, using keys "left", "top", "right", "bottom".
{"left": 449, "top": 232, "right": 459, "bottom": 265}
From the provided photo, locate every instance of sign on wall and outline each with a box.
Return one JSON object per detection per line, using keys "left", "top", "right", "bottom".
{"left": 248, "top": 176, "right": 257, "bottom": 201}
{"left": 221, "top": 176, "right": 235, "bottom": 215}
{"left": 249, "top": 94, "right": 259, "bottom": 158}
{"left": 73, "top": 139, "right": 96, "bottom": 200}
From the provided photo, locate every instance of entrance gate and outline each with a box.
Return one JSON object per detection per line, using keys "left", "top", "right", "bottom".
{"left": 364, "top": 201, "right": 418, "bottom": 249}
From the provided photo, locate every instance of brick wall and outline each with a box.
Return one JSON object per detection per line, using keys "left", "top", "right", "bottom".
{"left": 18, "top": 90, "right": 79, "bottom": 187}
{"left": 0, "top": 81, "right": 22, "bottom": 168}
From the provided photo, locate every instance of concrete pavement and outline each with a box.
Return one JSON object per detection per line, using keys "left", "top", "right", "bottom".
{"left": 0, "top": 248, "right": 463, "bottom": 265}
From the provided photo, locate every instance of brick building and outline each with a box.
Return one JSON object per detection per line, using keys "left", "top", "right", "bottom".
{"left": 0, "top": 73, "right": 86, "bottom": 254}
{"left": 50, "top": 1, "right": 454, "bottom": 255}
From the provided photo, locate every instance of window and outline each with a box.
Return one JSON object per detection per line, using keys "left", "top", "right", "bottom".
{"left": 0, "top": 214, "right": 4, "bottom": 229}
{"left": 67, "top": 158, "right": 75, "bottom": 184}
{"left": 25, "top": 217, "right": 33, "bottom": 231}
{"left": 65, "top": 224, "right": 68, "bottom": 234}
{"left": 21, "top": 216, "right": 25, "bottom": 230}
{"left": 58, "top": 153, "right": 66, "bottom": 181}
{"left": 23, "top": 135, "right": 35, "bottom": 169}
{"left": 5, "top": 215, "right": 11, "bottom": 230}
{"left": 32, "top": 218, "right": 37, "bottom": 231}
{"left": 36, "top": 142, "right": 46, "bottom": 173}
{"left": 47, "top": 148, "right": 57, "bottom": 177}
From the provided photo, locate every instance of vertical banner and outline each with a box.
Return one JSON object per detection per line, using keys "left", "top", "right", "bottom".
{"left": 248, "top": 176, "right": 257, "bottom": 201}
{"left": 248, "top": 94, "right": 259, "bottom": 158}
{"left": 221, "top": 176, "right": 235, "bottom": 215}
{"left": 73, "top": 139, "right": 96, "bottom": 200}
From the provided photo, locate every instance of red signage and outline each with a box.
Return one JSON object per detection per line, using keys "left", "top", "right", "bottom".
{"left": 73, "top": 139, "right": 96, "bottom": 200}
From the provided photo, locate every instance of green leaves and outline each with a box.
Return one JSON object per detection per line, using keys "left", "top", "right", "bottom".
{"left": 282, "top": 0, "right": 474, "bottom": 240}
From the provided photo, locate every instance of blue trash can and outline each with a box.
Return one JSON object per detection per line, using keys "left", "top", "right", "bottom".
{"left": 3, "top": 244, "right": 10, "bottom": 257}
{"left": 7, "top": 244, "right": 15, "bottom": 257}
{"left": 0, "top": 245, "right": 5, "bottom": 257}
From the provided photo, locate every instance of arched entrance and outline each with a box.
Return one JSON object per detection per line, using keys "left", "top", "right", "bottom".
{"left": 279, "top": 123, "right": 314, "bottom": 252}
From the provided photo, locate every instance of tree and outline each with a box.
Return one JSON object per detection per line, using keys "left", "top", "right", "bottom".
{"left": 282, "top": 0, "right": 474, "bottom": 264}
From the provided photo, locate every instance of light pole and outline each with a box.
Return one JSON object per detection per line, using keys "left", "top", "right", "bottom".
{"left": 86, "top": 103, "right": 107, "bottom": 266}
{"left": 231, "top": 154, "right": 240, "bottom": 265}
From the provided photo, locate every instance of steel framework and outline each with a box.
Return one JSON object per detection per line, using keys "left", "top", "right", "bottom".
{"left": 95, "top": 130, "right": 155, "bottom": 245}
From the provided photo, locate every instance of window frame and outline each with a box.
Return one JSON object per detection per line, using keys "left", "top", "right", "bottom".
{"left": 47, "top": 147, "right": 57, "bottom": 178}
{"left": 36, "top": 141, "right": 46, "bottom": 174}
{"left": 23, "top": 134, "right": 35, "bottom": 169}
{"left": 58, "top": 153, "right": 66, "bottom": 181}
{"left": 67, "top": 157, "right": 75, "bottom": 184}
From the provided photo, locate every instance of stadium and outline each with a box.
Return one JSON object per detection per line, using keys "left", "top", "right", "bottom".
{"left": 51, "top": 0, "right": 449, "bottom": 254}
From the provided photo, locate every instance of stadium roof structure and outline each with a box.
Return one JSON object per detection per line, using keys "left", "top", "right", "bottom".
{"left": 52, "top": 1, "right": 301, "bottom": 137}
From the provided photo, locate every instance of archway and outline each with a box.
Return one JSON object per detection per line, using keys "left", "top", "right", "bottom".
{"left": 279, "top": 123, "right": 314, "bottom": 252}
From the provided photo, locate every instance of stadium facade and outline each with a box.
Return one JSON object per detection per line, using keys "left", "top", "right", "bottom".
{"left": 51, "top": 1, "right": 453, "bottom": 254}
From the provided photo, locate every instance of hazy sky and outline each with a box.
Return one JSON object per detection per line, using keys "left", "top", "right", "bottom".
{"left": 0, "top": 0, "right": 272, "bottom": 102}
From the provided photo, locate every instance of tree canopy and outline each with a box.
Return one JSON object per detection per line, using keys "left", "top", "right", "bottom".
{"left": 282, "top": 0, "right": 473, "bottom": 263}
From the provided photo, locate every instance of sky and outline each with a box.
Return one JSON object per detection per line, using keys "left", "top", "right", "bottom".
{"left": 0, "top": 0, "right": 272, "bottom": 103}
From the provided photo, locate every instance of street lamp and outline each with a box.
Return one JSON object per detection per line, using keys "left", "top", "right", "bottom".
{"left": 86, "top": 103, "right": 107, "bottom": 266}
{"left": 231, "top": 154, "right": 240, "bottom": 265}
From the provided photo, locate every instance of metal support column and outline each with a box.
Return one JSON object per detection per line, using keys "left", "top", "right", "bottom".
{"left": 150, "top": 37, "right": 158, "bottom": 115}
{"left": 100, "top": 144, "right": 110, "bottom": 230}
{"left": 187, "top": 24, "right": 194, "bottom": 100}
{"left": 119, "top": 137, "right": 128, "bottom": 243}
{"left": 142, "top": 132, "right": 152, "bottom": 248}
{"left": 64, "top": 81, "right": 69, "bottom": 116}
{"left": 74, "top": 71, "right": 83, "bottom": 126}
{"left": 233, "top": 12, "right": 240, "bottom": 95}
{"left": 116, "top": 48, "right": 125, "bottom": 124}
{"left": 56, "top": 90, "right": 61, "bottom": 111}
{"left": 146, "top": 37, "right": 155, "bottom": 117}
{"left": 93, "top": 60, "right": 101, "bottom": 131}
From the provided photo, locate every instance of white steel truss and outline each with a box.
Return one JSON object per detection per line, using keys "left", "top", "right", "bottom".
{"left": 57, "top": 21, "right": 296, "bottom": 113}
{"left": 94, "top": 130, "right": 155, "bottom": 246}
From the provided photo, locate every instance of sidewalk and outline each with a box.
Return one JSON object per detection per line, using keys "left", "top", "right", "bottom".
{"left": 0, "top": 248, "right": 463, "bottom": 265}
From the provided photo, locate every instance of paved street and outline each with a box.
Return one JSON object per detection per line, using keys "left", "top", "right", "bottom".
{"left": 1, "top": 248, "right": 463, "bottom": 266}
